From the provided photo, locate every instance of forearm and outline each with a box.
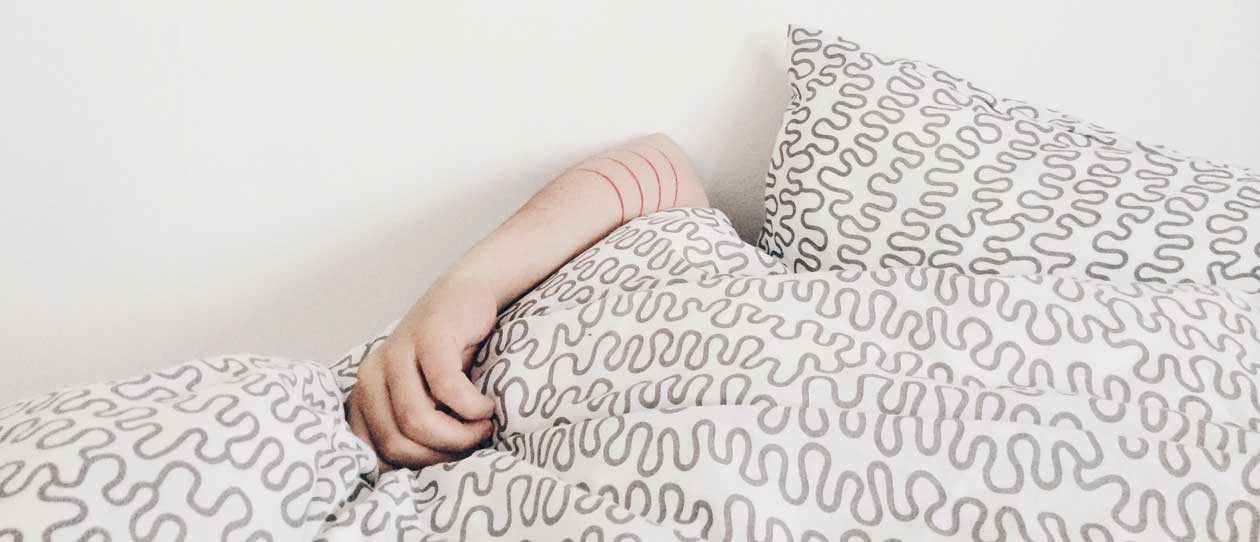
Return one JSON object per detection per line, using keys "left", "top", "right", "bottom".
{"left": 352, "top": 133, "right": 708, "bottom": 468}
{"left": 435, "top": 133, "right": 708, "bottom": 309}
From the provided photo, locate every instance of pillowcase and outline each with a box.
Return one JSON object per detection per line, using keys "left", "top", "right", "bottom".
{"left": 758, "top": 26, "right": 1260, "bottom": 293}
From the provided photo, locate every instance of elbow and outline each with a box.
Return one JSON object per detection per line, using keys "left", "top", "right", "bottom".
{"left": 636, "top": 132, "right": 709, "bottom": 210}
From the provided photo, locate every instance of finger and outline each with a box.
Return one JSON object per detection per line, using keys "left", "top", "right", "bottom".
{"left": 347, "top": 393, "right": 394, "bottom": 472}
{"left": 420, "top": 339, "right": 496, "bottom": 421}
{"left": 384, "top": 347, "right": 494, "bottom": 452}
{"left": 347, "top": 391, "right": 370, "bottom": 444}
{"left": 357, "top": 359, "right": 459, "bottom": 468}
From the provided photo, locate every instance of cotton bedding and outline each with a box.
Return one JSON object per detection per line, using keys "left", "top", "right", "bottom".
{"left": 3, "top": 208, "right": 1259, "bottom": 541}
{"left": 759, "top": 26, "right": 1260, "bottom": 293}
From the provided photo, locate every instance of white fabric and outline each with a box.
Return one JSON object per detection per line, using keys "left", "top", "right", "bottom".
{"left": 3, "top": 208, "right": 1259, "bottom": 541}
{"left": 759, "top": 26, "right": 1260, "bottom": 293}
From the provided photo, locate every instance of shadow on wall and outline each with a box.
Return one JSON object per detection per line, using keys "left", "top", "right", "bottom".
{"left": 696, "top": 35, "right": 789, "bottom": 243}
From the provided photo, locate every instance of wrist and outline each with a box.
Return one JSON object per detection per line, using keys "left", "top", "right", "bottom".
{"left": 401, "top": 272, "right": 498, "bottom": 335}
{"left": 429, "top": 268, "right": 508, "bottom": 310}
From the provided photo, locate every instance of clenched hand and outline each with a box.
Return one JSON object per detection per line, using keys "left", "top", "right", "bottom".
{"left": 347, "top": 277, "right": 497, "bottom": 469}
{"left": 345, "top": 133, "right": 706, "bottom": 470}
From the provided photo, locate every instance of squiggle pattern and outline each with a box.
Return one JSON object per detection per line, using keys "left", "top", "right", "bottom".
{"left": 759, "top": 26, "right": 1260, "bottom": 293}
{"left": 4, "top": 208, "right": 1259, "bottom": 541}
{"left": 0, "top": 357, "right": 374, "bottom": 540}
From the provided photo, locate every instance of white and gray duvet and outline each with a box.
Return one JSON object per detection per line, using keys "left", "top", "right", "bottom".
{"left": 3, "top": 208, "right": 1259, "bottom": 541}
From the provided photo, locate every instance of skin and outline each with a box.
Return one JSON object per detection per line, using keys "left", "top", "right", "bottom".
{"left": 347, "top": 133, "right": 710, "bottom": 469}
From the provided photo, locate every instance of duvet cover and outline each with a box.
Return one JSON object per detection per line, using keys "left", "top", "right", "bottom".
{"left": 3, "top": 208, "right": 1258, "bottom": 541}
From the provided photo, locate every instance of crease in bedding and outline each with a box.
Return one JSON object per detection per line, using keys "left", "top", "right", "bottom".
{"left": 3, "top": 208, "right": 1259, "bottom": 541}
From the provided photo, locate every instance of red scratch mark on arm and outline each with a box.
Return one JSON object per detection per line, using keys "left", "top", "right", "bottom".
{"left": 596, "top": 156, "right": 644, "bottom": 217}
{"left": 627, "top": 150, "right": 662, "bottom": 212}
{"left": 576, "top": 167, "right": 625, "bottom": 223}
{"left": 653, "top": 147, "right": 679, "bottom": 207}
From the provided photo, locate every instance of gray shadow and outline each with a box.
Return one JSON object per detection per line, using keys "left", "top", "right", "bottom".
{"left": 700, "top": 35, "right": 789, "bottom": 243}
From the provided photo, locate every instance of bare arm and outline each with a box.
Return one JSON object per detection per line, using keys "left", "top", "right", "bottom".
{"left": 348, "top": 133, "right": 708, "bottom": 468}
{"left": 444, "top": 132, "right": 708, "bottom": 308}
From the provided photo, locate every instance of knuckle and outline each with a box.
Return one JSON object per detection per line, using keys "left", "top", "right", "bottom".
{"left": 383, "top": 339, "right": 410, "bottom": 357}
{"left": 428, "top": 375, "right": 461, "bottom": 400}
{"left": 382, "top": 346, "right": 412, "bottom": 367}
{"left": 397, "top": 412, "right": 432, "bottom": 442}
{"left": 378, "top": 436, "right": 412, "bottom": 463}
{"left": 359, "top": 355, "right": 384, "bottom": 377}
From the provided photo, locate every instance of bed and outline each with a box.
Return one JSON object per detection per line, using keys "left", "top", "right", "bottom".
{"left": 3, "top": 26, "right": 1258, "bottom": 542}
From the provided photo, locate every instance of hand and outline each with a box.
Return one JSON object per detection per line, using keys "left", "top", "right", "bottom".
{"left": 347, "top": 276, "right": 497, "bottom": 470}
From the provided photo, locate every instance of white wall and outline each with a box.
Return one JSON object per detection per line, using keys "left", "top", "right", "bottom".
{"left": 2, "top": 1, "right": 1257, "bottom": 399}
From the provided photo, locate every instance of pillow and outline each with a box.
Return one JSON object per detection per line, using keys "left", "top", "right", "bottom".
{"left": 758, "top": 26, "right": 1260, "bottom": 293}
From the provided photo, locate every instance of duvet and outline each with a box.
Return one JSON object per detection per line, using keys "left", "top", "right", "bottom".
{"left": 2, "top": 208, "right": 1258, "bottom": 541}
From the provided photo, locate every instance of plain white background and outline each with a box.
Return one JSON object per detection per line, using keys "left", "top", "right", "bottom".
{"left": 2, "top": 1, "right": 1258, "bottom": 399}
